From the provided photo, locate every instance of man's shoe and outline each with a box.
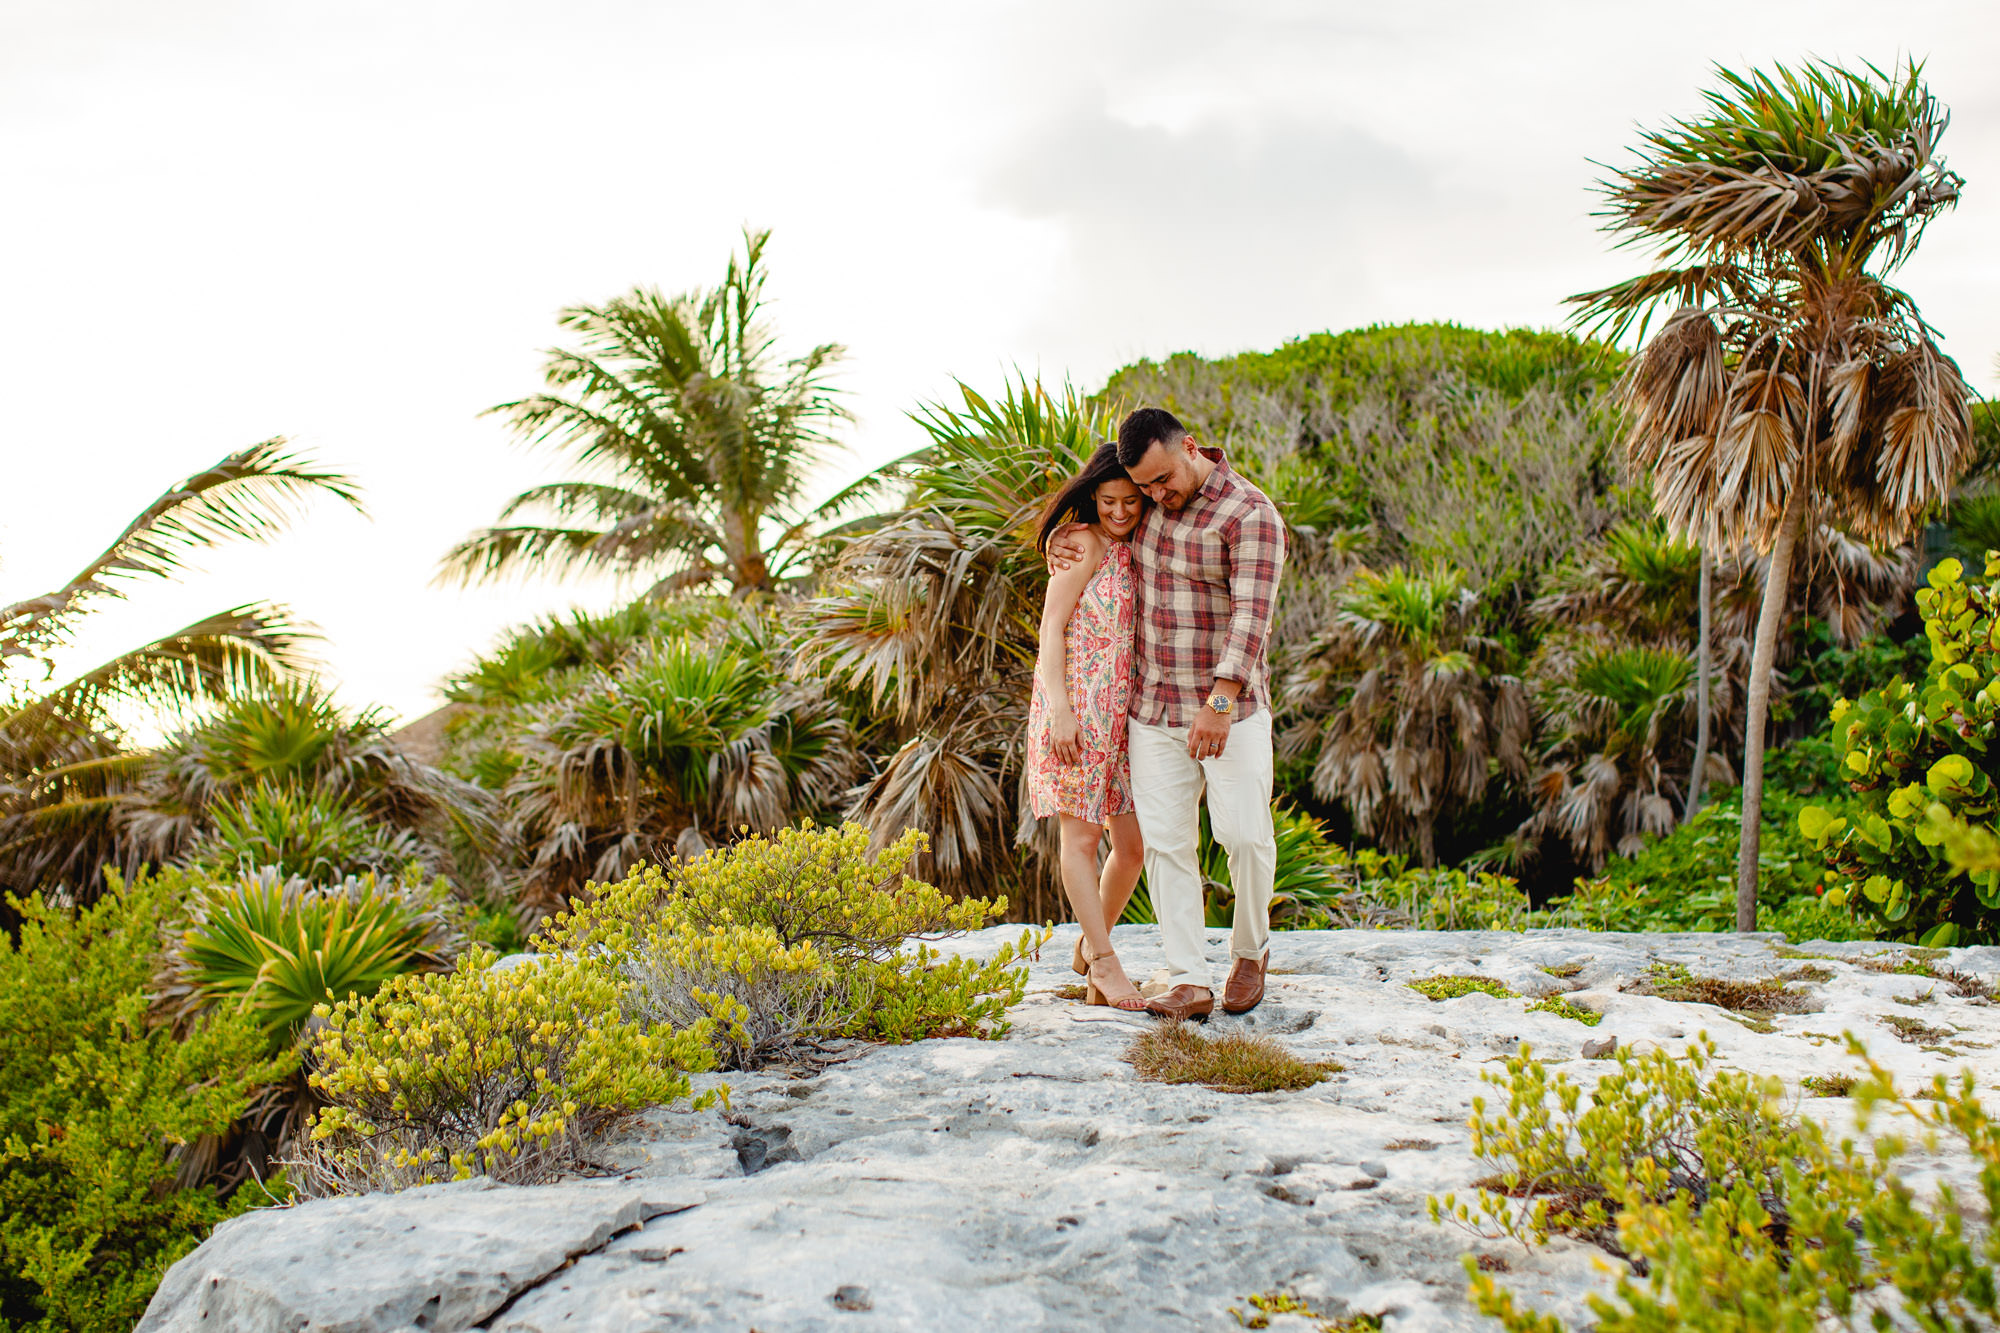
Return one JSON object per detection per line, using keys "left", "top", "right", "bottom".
{"left": 1221, "top": 951, "right": 1269, "bottom": 1014}
{"left": 1145, "top": 984, "right": 1214, "bottom": 1022}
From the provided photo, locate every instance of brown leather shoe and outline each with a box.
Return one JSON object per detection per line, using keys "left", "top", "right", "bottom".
{"left": 1146, "top": 984, "right": 1214, "bottom": 1022}
{"left": 1222, "top": 951, "right": 1269, "bottom": 1014}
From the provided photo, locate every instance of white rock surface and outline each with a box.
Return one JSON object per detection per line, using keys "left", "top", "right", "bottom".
{"left": 141, "top": 926, "right": 2000, "bottom": 1332}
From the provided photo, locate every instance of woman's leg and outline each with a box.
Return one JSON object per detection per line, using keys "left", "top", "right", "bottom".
{"left": 1060, "top": 814, "right": 1140, "bottom": 1004}
{"left": 1098, "top": 811, "right": 1144, "bottom": 931}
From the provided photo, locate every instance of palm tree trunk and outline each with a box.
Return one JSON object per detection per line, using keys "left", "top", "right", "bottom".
{"left": 1734, "top": 485, "right": 1809, "bottom": 932}
{"left": 1686, "top": 548, "right": 1714, "bottom": 821}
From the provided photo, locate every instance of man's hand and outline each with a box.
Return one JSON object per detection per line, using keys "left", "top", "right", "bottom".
{"left": 1188, "top": 706, "right": 1231, "bottom": 761}
{"left": 1046, "top": 522, "right": 1090, "bottom": 573}
{"left": 1050, "top": 710, "right": 1083, "bottom": 765}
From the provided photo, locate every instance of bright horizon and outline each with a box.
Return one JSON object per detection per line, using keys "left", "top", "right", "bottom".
{"left": 5, "top": 0, "right": 1997, "bottom": 731}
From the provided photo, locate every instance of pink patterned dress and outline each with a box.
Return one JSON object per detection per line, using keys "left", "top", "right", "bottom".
{"left": 1027, "top": 541, "right": 1136, "bottom": 824}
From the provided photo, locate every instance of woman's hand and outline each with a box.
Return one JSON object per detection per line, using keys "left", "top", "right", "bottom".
{"left": 1050, "top": 710, "right": 1084, "bottom": 765}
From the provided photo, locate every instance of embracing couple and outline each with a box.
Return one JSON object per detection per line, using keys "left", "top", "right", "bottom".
{"left": 1028, "top": 407, "right": 1286, "bottom": 1022}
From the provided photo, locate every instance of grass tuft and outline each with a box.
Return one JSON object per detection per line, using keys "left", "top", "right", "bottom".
{"left": 1408, "top": 974, "right": 1520, "bottom": 1002}
{"left": 1624, "top": 961, "right": 1815, "bottom": 1014}
{"left": 1782, "top": 964, "right": 1836, "bottom": 984}
{"left": 1526, "top": 995, "right": 1603, "bottom": 1026}
{"left": 1882, "top": 1014, "right": 1953, "bottom": 1044}
{"left": 1229, "top": 1290, "right": 1382, "bottom": 1330}
{"left": 1127, "top": 1024, "right": 1340, "bottom": 1094}
{"left": 1802, "top": 1072, "right": 1858, "bottom": 1097}
{"left": 1384, "top": 1137, "right": 1440, "bottom": 1151}
{"left": 1540, "top": 961, "right": 1587, "bottom": 978}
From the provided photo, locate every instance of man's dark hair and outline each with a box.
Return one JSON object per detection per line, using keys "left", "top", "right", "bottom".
{"left": 1116, "top": 407, "right": 1187, "bottom": 468}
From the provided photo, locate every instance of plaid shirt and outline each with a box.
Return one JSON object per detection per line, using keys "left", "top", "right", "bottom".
{"left": 1129, "top": 447, "right": 1286, "bottom": 727}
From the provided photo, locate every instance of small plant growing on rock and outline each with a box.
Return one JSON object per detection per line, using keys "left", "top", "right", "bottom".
{"left": 1802, "top": 1072, "right": 1858, "bottom": 1097}
{"left": 1621, "top": 960, "right": 1814, "bottom": 1014}
{"left": 294, "top": 949, "right": 717, "bottom": 1193}
{"left": 1539, "top": 961, "right": 1587, "bottom": 978}
{"left": 1432, "top": 1035, "right": 1803, "bottom": 1258}
{"left": 1408, "top": 975, "right": 1520, "bottom": 1002}
{"left": 1882, "top": 1013, "right": 1953, "bottom": 1044}
{"left": 540, "top": 823, "right": 1040, "bottom": 1066}
{"left": 1524, "top": 996, "right": 1602, "bottom": 1026}
{"left": 1228, "top": 1290, "right": 1381, "bottom": 1330}
{"left": 1453, "top": 1036, "right": 2000, "bottom": 1331}
{"left": 1127, "top": 1024, "right": 1340, "bottom": 1094}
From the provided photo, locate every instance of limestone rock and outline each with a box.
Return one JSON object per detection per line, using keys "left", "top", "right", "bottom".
{"left": 143, "top": 926, "right": 2000, "bottom": 1332}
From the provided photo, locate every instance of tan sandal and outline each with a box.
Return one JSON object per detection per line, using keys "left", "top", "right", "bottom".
{"left": 1072, "top": 934, "right": 1089, "bottom": 976}
{"left": 1084, "top": 946, "right": 1147, "bottom": 1011}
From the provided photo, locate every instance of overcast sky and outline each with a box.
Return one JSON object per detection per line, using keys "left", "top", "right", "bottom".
{"left": 4, "top": 0, "right": 1997, "bottom": 727}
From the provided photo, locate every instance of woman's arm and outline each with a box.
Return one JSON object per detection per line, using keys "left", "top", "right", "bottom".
{"left": 1036, "top": 534, "right": 1104, "bottom": 765}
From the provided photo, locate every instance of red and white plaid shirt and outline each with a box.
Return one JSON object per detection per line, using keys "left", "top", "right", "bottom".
{"left": 1128, "top": 446, "right": 1286, "bottom": 727}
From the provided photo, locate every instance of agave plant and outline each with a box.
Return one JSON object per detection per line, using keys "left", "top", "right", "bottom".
{"left": 804, "top": 378, "right": 1112, "bottom": 912}
{"left": 1519, "top": 640, "right": 1697, "bottom": 871}
{"left": 1281, "top": 564, "right": 1530, "bottom": 866}
{"left": 0, "top": 440, "right": 360, "bottom": 900}
{"left": 169, "top": 868, "right": 458, "bottom": 1052}
{"left": 1571, "top": 59, "right": 1974, "bottom": 928}
{"left": 440, "top": 229, "right": 851, "bottom": 595}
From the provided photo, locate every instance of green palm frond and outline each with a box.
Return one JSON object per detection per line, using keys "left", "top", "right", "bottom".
{"left": 0, "top": 440, "right": 361, "bottom": 662}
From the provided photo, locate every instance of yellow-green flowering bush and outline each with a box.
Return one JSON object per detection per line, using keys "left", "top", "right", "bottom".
{"left": 1439, "top": 1036, "right": 2000, "bottom": 1331}
{"left": 541, "top": 823, "right": 1041, "bottom": 1066}
{"left": 293, "top": 949, "right": 715, "bottom": 1194}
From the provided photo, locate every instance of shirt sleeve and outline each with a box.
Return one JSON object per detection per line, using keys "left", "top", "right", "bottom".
{"left": 1215, "top": 498, "right": 1286, "bottom": 687}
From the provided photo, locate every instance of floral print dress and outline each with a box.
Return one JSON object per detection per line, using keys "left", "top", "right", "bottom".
{"left": 1027, "top": 541, "right": 1136, "bottom": 824}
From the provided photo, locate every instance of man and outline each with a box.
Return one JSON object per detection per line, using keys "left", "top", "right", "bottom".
{"left": 1051, "top": 407, "right": 1286, "bottom": 1020}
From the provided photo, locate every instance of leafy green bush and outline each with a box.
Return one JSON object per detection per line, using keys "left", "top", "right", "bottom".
{"left": 166, "top": 867, "right": 460, "bottom": 1051}
{"left": 295, "top": 949, "right": 715, "bottom": 1194}
{"left": 0, "top": 871, "right": 293, "bottom": 1332}
{"left": 542, "top": 823, "right": 1039, "bottom": 1067}
{"left": 1543, "top": 783, "right": 1871, "bottom": 940}
{"left": 1802, "top": 556, "right": 2000, "bottom": 945}
{"left": 1445, "top": 1037, "right": 2000, "bottom": 1331}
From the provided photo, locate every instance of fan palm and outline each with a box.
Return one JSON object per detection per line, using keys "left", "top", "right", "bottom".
{"left": 440, "top": 229, "right": 849, "bottom": 596}
{"left": 0, "top": 441, "right": 361, "bottom": 898}
{"left": 1281, "top": 564, "right": 1530, "bottom": 866}
{"left": 1520, "top": 640, "right": 1696, "bottom": 870}
{"left": 804, "top": 378, "right": 1110, "bottom": 911}
{"left": 1571, "top": 60, "right": 1973, "bottom": 929}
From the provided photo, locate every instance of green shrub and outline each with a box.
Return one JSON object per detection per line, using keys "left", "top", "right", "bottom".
{"left": 0, "top": 871, "right": 293, "bottom": 1332}
{"left": 166, "top": 867, "right": 460, "bottom": 1052}
{"left": 1525, "top": 996, "right": 1602, "bottom": 1026}
{"left": 295, "top": 949, "right": 715, "bottom": 1194}
{"left": 542, "top": 823, "right": 1039, "bottom": 1066}
{"left": 1448, "top": 1038, "right": 2000, "bottom": 1331}
{"left": 1801, "top": 556, "right": 2000, "bottom": 945}
{"left": 1543, "top": 783, "right": 1872, "bottom": 940}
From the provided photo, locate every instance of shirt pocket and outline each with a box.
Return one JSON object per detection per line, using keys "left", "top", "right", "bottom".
{"left": 1175, "top": 527, "right": 1230, "bottom": 587}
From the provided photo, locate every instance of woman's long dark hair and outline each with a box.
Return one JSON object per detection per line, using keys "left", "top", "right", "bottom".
{"left": 1035, "top": 441, "right": 1137, "bottom": 554}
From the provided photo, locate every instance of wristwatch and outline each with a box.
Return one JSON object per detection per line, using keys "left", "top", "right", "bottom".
{"left": 1206, "top": 693, "right": 1234, "bottom": 716}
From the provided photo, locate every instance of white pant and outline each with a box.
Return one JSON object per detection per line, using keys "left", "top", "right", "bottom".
{"left": 1128, "top": 709, "right": 1276, "bottom": 990}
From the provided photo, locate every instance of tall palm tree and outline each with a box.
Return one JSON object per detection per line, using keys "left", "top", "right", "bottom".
{"left": 440, "top": 230, "right": 849, "bottom": 596}
{"left": 804, "top": 379, "right": 1110, "bottom": 912}
{"left": 1280, "top": 564, "right": 1531, "bottom": 866}
{"left": 0, "top": 440, "right": 362, "bottom": 897}
{"left": 1571, "top": 61, "right": 1973, "bottom": 929}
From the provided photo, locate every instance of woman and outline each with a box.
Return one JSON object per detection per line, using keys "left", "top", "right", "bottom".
{"left": 1028, "top": 443, "right": 1148, "bottom": 1011}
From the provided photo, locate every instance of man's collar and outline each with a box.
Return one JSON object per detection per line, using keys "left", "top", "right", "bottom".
{"left": 1196, "top": 445, "right": 1232, "bottom": 500}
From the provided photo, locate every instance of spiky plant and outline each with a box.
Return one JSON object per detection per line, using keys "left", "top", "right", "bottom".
{"left": 1572, "top": 60, "right": 1973, "bottom": 929}
{"left": 804, "top": 378, "right": 1111, "bottom": 912}
{"left": 1281, "top": 564, "right": 1530, "bottom": 866}
{"left": 503, "top": 632, "right": 857, "bottom": 916}
{"left": 1521, "top": 641, "right": 1696, "bottom": 870}
{"left": 440, "top": 229, "right": 850, "bottom": 596}
{"left": 0, "top": 441, "right": 361, "bottom": 900}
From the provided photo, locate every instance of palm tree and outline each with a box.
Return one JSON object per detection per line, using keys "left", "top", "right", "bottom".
{"left": 440, "top": 229, "right": 849, "bottom": 596}
{"left": 804, "top": 379, "right": 1110, "bottom": 912}
{"left": 1519, "top": 639, "right": 1695, "bottom": 870}
{"left": 1280, "top": 564, "right": 1531, "bottom": 866}
{"left": 1571, "top": 61, "right": 1974, "bottom": 929}
{"left": 0, "top": 440, "right": 361, "bottom": 898}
